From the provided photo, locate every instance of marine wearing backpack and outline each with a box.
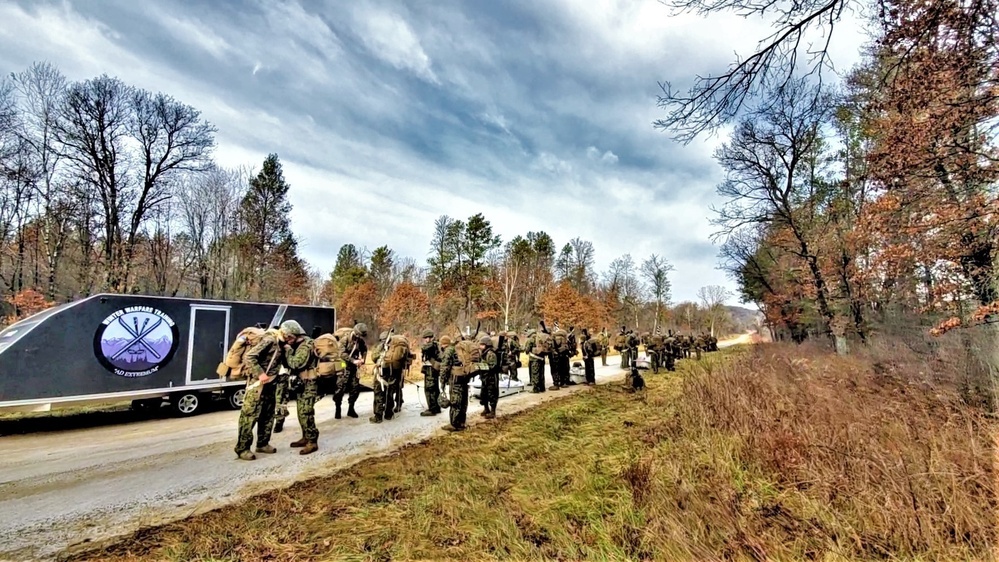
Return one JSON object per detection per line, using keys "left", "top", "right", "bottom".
{"left": 219, "top": 327, "right": 280, "bottom": 380}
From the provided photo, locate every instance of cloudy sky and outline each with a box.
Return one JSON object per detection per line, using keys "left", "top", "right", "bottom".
{"left": 0, "top": 0, "right": 865, "bottom": 303}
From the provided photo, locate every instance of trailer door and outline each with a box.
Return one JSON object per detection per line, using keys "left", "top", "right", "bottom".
{"left": 186, "top": 305, "right": 231, "bottom": 384}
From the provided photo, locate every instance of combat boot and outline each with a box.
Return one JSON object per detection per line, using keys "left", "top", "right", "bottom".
{"left": 347, "top": 405, "right": 358, "bottom": 418}
{"left": 290, "top": 438, "right": 308, "bottom": 448}
{"left": 236, "top": 451, "right": 256, "bottom": 461}
{"left": 255, "top": 444, "right": 277, "bottom": 454}
{"left": 484, "top": 412, "right": 496, "bottom": 420}
{"left": 420, "top": 410, "right": 436, "bottom": 417}
{"left": 335, "top": 404, "right": 342, "bottom": 419}
{"left": 300, "top": 442, "right": 318, "bottom": 455}
{"left": 442, "top": 424, "right": 464, "bottom": 432}
{"left": 273, "top": 419, "right": 284, "bottom": 433}
{"left": 369, "top": 416, "right": 382, "bottom": 424}
{"left": 548, "top": 385, "right": 561, "bottom": 391}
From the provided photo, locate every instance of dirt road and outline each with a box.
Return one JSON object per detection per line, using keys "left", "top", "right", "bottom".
{"left": 0, "top": 362, "right": 629, "bottom": 562}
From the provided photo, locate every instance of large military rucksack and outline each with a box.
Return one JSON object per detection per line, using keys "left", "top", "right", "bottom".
{"left": 333, "top": 327, "right": 354, "bottom": 342}
{"left": 454, "top": 339, "right": 483, "bottom": 376}
{"left": 533, "top": 331, "right": 553, "bottom": 355}
{"left": 382, "top": 335, "right": 412, "bottom": 369}
{"left": 314, "top": 333, "right": 344, "bottom": 376}
{"left": 218, "top": 327, "right": 270, "bottom": 379}
{"left": 612, "top": 334, "right": 626, "bottom": 351}
{"left": 553, "top": 329, "right": 569, "bottom": 355}
{"left": 650, "top": 334, "right": 664, "bottom": 348}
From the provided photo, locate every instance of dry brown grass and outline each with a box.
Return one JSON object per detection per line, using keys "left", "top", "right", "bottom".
{"left": 66, "top": 343, "right": 996, "bottom": 562}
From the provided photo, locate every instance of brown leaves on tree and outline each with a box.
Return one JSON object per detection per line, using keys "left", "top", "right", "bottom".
{"left": 4, "top": 288, "right": 54, "bottom": 324}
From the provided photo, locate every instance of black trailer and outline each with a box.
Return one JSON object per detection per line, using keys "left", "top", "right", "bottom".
{"left": 0, "top": 294, "right": 336, "bottom": 416}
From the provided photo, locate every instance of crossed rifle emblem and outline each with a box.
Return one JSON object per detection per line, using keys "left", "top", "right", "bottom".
{"left": 109, "top": 315, "right": 165, "bottom": 361}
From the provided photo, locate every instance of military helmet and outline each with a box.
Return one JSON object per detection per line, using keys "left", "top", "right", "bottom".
{"left": 439, "top": 335, "right": 452, "bottom": 346}
{"left": 353, "top": 322, "right": 368, "bottom": 338}
{"left": 279, "top": 320, "right": 305, "bottom": 336}
{"left": 479, "top": 335, "right": 492, "bottom": 346}
{"left": 422, "top": 329, "right": 434, "bottom": 339}
{"left": 379, "top": 331, "right": 388, "bottom": 340}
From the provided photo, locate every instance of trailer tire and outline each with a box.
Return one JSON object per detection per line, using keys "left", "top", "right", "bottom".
{"left": 171, "top": 392, "right": 203, "bottom": 417}
{"left": 226, "top": 387, "right": 246, "bottom": 410}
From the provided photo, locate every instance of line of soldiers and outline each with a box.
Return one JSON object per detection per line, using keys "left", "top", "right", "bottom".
{"left": 232, "top": 319, "right": 718, "bottom": 461}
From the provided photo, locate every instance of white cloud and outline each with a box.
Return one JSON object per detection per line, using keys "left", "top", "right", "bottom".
{"left": 351, "top": 5, "right": 438, "bottom": 83}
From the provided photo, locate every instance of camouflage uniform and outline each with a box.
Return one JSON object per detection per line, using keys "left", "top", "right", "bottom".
{"left": 507, "top": 334, "right": 521, "bottom": 381}
{"left": 420, "top": 330, "right": 442, "bottom": 416}
{"left": 618, "top": 330, "right": 631, "bottom": 370}
{"left": 599, "top": 331, "right": 609, "bottom": 366}
{"left": 370, "top": 333, "right": 401, "bottom": 423}
{"left": 624, "top": 331, "right": 641, "bottom": 388}
{"left": 335, "top": 325, "right": 367, "bottom": 419}
{"left": 234, "top": 330, "right": 285, "bottom": 458}
{"left": 524, "top": 329, "right": 546, "bottom": 393}
{"left": 440, "top": 337, "right": 467, "bottom": 431}
{"left": 581, "top": 333, "right": 598, "bottom": 385}
{"left": 271, "top": 370, "right": 291, "bottom": 433}
{"left": 279, "top": 323, "right": 319, "bottom": 453}
{"left": 478, "top": 336, "right": 500, "bottom": 418}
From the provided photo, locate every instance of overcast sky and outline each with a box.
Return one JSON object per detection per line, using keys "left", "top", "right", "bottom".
{"left": 0, "top": 0, "right": 865, "bottom": 304}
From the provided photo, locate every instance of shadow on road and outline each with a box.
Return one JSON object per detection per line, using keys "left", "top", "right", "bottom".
{"left": 0, "top": 404, "right": 221, "bottom": 436}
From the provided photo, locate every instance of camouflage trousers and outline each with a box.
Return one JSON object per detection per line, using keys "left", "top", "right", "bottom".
{"left": 333, "top": 366, "right": 360, "bottom": 407}
{"left": 664, "top": 352, "right": 676, "bottom": 372}
{"left": 296, "top": 378, "right": 319, "bottom": 442}
{"left": 601, "top": 350, "right": 608, "bottom": 366}
{"left": 528, "top": 357, "right": 545, "bottom": 392}
{"left": 372, "top": 366, "right": 400, "bottom": 421}
{"left": 620, "top": 350, "right": 631, "bottom": 370}
{"left": 479, "top": 371, "right": 498, "bottom": 412}
{"left": 649, "top": 350, "right": 661, "bottom": 374}
{"left": 235, "top": 377, "right": 278, "bottom": 454}
{"left": 394, "top": 369, "right": 405, "bottom": 412}
{"left": 422, "top": 366, "right": 441, "bottom": 413}
{"left": 273, "top": 374, "right": 291, "bottom": 425}
{"left": 449, "top": 375, "right": 470, "bottom": 429}
{"left": 584, "top": 357, "right": 595, "bottom": 384}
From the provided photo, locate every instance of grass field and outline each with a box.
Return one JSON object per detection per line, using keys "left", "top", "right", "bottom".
{"left": 67, "top": 344, "right": 995, "bottom": 562}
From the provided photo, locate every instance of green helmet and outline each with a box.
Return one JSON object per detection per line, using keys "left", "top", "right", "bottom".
{"left": 280, "top": 320, "right": 305, "bottom": 336}
{"left": 479, "top": 335, "right": 492, "bottom": 346}
{"left": 422, "top": 330, "right": 434, "bottom": 339}
{"left": 379, "top": 331, "right": 388, "bottom": 340}
{"left": 353, "top": 323, "right": 368, "bottom": 338}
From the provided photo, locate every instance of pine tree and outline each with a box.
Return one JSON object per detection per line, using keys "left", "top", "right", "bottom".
{"left": 239, "top": 154, "right": 294, "bottom": 300}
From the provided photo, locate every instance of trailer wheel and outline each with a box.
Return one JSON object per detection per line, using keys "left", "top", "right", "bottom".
{"left": 171, "top": 392, "right": 203, "bottom": 416}
{"left": 226, "top": 387, "right": 246, "bottom": 410}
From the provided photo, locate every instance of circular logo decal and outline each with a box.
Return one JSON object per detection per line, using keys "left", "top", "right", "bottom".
{"left": 93, "top": 306, "right": 180, "bottom": 377}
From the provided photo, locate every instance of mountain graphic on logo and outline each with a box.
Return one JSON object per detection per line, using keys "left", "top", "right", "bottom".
{"left": 100, "top": 336, "right": 174, "bottom": 371}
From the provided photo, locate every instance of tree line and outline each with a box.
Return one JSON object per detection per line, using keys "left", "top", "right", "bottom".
{"left": 0, "top": 62, "right": 740, "bottom": 337}
{"left": 663, "top": 0, "right": 998, "bottom": 348}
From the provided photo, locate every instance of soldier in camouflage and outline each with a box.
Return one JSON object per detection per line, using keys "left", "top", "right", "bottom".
{"left": 478, "top": 335, "right": 500, "bottom": 419}
{"left": 370, "top": 331, "right": 400, "bottom": 423}
{"left": 506, "top": 332, "right": 522, "bottom": 382}
{"left": 278, "top": 320, "right": 320, "bottom": 455}
{"left": 581, "top": 329, "right": 598, "bottom": 385}
{"left": 524, "top": 328, "right": 546, "bottom": 393}
{"left": 440, "top": 335, "right": 468, "bottom": 431}
{"left": 234, "top": 326, "right": 291, "bottom": 460}
{"left": 335, "top": 323, "right": 367, "bottom": 419}
{"left": 419, "top": 330, "right": 442, "bottom": 417}
{"left": 599, "top": 329, "right": 609, "bottom": 366}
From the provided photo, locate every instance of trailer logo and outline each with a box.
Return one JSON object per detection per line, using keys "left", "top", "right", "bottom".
{"left": 94, "top": 306, "right": 179, "bottom": 377}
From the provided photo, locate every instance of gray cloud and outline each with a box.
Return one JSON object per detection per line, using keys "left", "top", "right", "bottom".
{"left": 0, "top": 0, "right": 864, "bottom": 303}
